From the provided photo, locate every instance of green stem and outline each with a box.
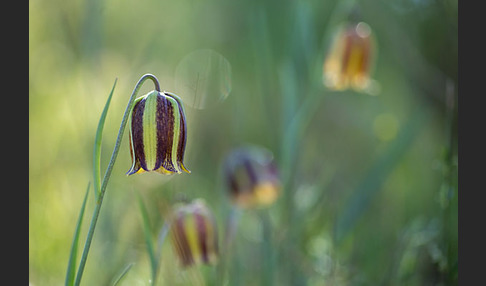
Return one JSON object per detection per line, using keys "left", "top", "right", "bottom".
{"left": 279, "top": 61, "right": 325, "bottom": 286}
{"left": 260, "top": 210, "right": 274, "bottom": 286}
{"left": 217, "top": 206, "right": 241, "bottom": 285}
{"left": 74, "top": 74, "right": 161, "bottom": 286}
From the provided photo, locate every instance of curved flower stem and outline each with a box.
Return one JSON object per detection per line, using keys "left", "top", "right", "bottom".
{"left": 74, "top": 74, "right": 161, "bottom": 286}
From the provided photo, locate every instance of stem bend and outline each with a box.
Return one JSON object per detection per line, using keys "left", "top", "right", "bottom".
{"left": 73, "top": 74, "right": 162, "bottom": 286}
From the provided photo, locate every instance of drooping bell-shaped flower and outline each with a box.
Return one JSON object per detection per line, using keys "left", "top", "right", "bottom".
{"left": 126, "top": 90, "right": 190, "bottom": 175}
{"left": 223, "top": 146, "right": 281, "bottom": 209}
{"left": 323, "top": 21, "right": 376, "bottom": 92}
{"left": 169, "top": 199, "right": 219, "bottom": 267}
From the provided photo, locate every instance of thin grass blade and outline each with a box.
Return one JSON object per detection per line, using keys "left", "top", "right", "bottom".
{"left": 65, "top": 183, "right": 91, "bottom": 286}
{"left": 136, "top": 193, "right": 158, "bottom": 285}
{"left": 156, "top": 221, "right": 170, "bottom": 263}
{"left": 93, "top": 79, "right": 117, "bottom": 198}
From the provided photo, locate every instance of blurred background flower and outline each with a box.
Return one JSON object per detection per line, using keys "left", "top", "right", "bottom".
{"left": 169, "top": 199, "right": 219, "bottom": 268}
{"left": 222, "top": 145, "right": 281, "bottom": 209}
{"left": 322, "top": 21, "right": 376, "bottom": 93}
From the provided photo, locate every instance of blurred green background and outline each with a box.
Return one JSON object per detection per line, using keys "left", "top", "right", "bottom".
{"left": 29, "top": 0, "right": 457, "bottom": 285}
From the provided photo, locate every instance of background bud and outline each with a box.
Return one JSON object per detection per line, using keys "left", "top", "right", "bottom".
{"left": 223, "top": 146, "right": 281, "bottom": 209}
{"left": 169, "top": 199, "right": 219, "bottom": 267}
{"left": 323, "top": 21, "right": 376, "bottom": 92}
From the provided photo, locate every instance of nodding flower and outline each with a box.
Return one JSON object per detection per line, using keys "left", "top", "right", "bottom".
{"left": 223, "top": 146, "right": 281, "bottom": 209}
{"left": 126, "top": 90, "right": 190, "bottom": 175}
{"left": 323, "top": 21, "right": 376, "bottom": 92}
{"left": 169, "top": 199, "right": 219, "bottom": 267}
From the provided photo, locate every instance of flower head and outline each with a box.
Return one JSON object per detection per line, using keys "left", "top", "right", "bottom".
{"left": 169, "top": 199, "right": 219, "bottom": 267}
{"left": 126, "top": 90, "right": 190, "bottom": 175}
{"left": 223, "top": 146, "right": 281, "bottom": 209}
{"left": 323, "top": 21, "right": 376, "bottom": 92}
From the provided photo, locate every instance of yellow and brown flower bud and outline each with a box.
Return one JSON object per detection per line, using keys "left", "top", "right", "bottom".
{"left": 323, "top": 21, "right": 376, "bottom": 92}
{"left": 169, "top": 199, "right": 219, "bottom": 267}
{"left": 126, "top": 90, "right": 190, "bottom": 175}
{"left": 223, "top": 146, "right": 281, "bottom": 209}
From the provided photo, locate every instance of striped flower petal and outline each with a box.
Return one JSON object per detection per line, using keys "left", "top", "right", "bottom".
{"left": 126, "top": 90, "right": 190, "bottom": 176}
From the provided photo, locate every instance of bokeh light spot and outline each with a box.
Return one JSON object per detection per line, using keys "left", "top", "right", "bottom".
{"left": 356, "top": 22, "right": 372, "bottom": 38}
{"left": 174, "top": 49, "right": 232, "bottom": 110}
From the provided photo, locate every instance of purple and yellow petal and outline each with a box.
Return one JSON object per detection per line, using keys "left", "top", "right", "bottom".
{"left": 126, "top": 91, "right": 190, "bottom": 176}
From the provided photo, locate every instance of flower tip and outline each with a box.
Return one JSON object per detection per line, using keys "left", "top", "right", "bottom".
{"left": 126, "top": 167, "right": 145, "bottom": 176}
{"left": 181, "top": 164, "right": 191, "bottom": 174}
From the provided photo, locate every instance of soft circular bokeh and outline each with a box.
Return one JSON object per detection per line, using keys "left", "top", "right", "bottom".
{"left": 174, "top": 49, "right": 232, "bottom": 110}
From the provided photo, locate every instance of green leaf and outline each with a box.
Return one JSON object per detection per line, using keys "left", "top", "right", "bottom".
{"left": 93, "top": 79, "right": 117, "bottom": 199}
{"left": 136, "top": 193, "right": 158, "bottom": 285}
{"left": 65, "top": 183, "right": 91, "bottom": 286}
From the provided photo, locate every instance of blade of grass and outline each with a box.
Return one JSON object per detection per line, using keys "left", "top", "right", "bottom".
{"left": 137, "top": 193, "right": 158, "bottom": 285}
{"left": 93, "top": 79, "right": 117, "bottom": 199}
{"left": 111, "top": 263, "right": 134, "bottom": 286}
{"left": 155, "top": 221, "right": 170, "bottom": 264}
{"left": 65, "top": 183, "right": 91, "bottom": 286}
